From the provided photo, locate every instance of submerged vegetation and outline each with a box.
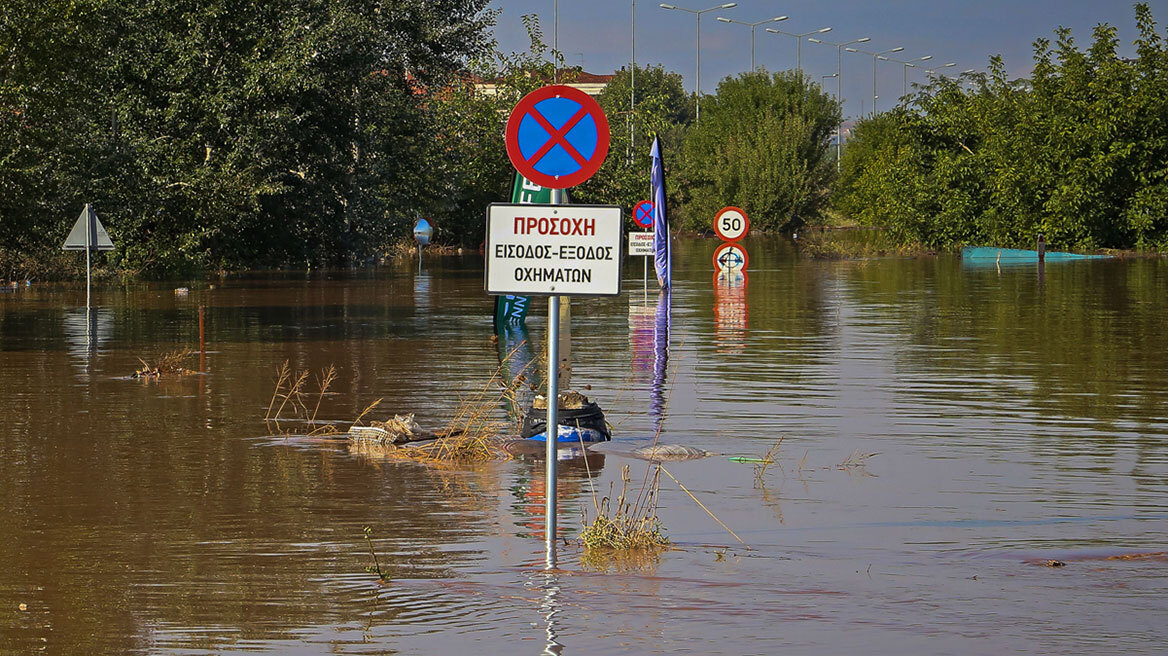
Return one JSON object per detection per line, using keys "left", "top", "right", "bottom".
{"left": 580, "top": 465, "right": 670, "bottom": 552}
{"left": 131, "top": 349, "right": 197, "bottom": 379}
{"left": 796, "top": 228, "right": 933, "bottom": 259}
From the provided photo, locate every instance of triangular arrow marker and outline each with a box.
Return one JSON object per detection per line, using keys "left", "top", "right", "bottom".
{"left": 63, "top": 204, "right": 114, "bottom": 251}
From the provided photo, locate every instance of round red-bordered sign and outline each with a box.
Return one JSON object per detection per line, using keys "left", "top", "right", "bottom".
{"left": 633, "top": 200, "right": 654, "bottom": 229}
{"left": 505, "top": 85, "right": 610, "bottom": 189}
{"left": 713, "top": 242, "right": 749, "bottom": 273}
{"left": 713, "top": 206, "right": 750, "bottom": 242}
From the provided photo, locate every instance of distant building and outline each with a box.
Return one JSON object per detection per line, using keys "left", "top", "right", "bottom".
{"left": 472, "top": 70, "right": 615, "bottom": 97}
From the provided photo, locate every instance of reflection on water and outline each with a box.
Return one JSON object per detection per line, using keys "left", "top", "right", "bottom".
{"left": 651, "top": 289, "right": 670, "bottom": 430}
{"left": 1, "top": 243, "right": 1167, "bottom": 654}
{"left": 62, "top": 307, "right": 114, "bottom": 379}
{"left": 713, "top": 270, "right": 748, "bottom": 354}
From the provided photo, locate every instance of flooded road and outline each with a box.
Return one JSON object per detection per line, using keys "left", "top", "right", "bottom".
{"left": 2, "top": 237, "right": 1166, "bottom": 654}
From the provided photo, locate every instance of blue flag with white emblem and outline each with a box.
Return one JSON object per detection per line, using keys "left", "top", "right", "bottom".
{"left": 650, "top": 137, "right": 671, "bottom": 289}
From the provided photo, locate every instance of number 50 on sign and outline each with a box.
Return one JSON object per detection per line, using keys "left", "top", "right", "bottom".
{"left": 714, "top": 206, "right": 749, "bottom": 242}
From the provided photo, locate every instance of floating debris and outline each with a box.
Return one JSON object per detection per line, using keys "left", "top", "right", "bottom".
{"left": 1106, "top": 551, "right": 1168, "bottom": 562}
{"left": 631, "top": 444, "right": 713, "bottom": 461}
{"left": 131, "top": 350, "right": 197, "bottom": 378}
{"left": 349, "top": 413, "right": 433, "bottom": 445}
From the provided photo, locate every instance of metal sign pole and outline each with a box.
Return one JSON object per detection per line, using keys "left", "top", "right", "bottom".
{"left": 643, "top": 258, "right": 648, "bottom": 301}
{"left": 85, "top": 204, "right": 93, "bottom": 344}
{"left": 545, "top": 188, "right": 563, "bottom": 569}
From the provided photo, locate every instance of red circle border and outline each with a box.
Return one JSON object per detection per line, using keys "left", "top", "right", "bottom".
{"left": 712, "top": 242, "right": 749, "bottom": 272}
{"left": 505, "top": 85, "right": 610, "bottom": 190}
{"left": 713, "top": 206, "right": 750, "bottom": 242}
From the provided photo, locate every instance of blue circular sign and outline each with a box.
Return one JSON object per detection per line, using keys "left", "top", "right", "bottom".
{"left": 633, "top": 200, "right": 654, "bottom": 229}
{"left": 505, "top": 85, "right": 610, "bottom": 189}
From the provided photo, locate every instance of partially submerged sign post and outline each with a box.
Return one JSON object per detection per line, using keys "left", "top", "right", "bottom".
{"left": 413, "top": 218, "right": 432, "bottom": 273}
{"left": 713, "top": 206, "right": 749, "bottom": 283}
{"left": 62, "top": 203, "right": 115, "bottom": 317}
{"left": 499, "top": 84, "right": 611, "bottom": 567}
{"left": 631, "top": 200, "right": 655, "bottom": 297}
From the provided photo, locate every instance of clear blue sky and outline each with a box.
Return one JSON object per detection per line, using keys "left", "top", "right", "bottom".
{"left": 489, "top": 0, "right": 1168, "bottom": 120}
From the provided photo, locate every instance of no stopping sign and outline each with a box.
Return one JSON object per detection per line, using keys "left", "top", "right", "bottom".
{"left": 504, "top": 85, "right": 610, "bottom": 189}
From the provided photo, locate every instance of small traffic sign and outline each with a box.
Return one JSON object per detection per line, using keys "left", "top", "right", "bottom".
{"left": 63, "top": 204, "right": 114, "bottom": 251}
{"left": 628, "top": 232, "right": 654, "bottom": 256}
{"left": 413, "top": 218, "right": 433, "bottom": 246}
{"left": 632, "top": 200, "right": 654, "bottom": 229}
{"left": 713, "top": 242, "right": 749, "bottom": 273}
{"left": 714, "top": 206, "right": 749, "bottom": 242}
{"left": 505, "top": 85, "right": 610, "bottom": 189}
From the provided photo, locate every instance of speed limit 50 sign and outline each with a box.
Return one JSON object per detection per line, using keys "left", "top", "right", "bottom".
{"left": 714, "top": 206, "right": 749, "bottom": 242}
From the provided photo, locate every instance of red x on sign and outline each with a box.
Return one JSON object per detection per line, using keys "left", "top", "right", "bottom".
{"left": 505, "top": 85, "right": 610, "bottom": 189}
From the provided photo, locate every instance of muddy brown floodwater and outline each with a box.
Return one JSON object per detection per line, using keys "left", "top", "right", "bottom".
{"left": 2, "top": 237, "right": 1167, "bottom": 655}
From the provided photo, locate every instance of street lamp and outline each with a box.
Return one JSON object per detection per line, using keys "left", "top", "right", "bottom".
{"left": 924, "top": 62, "right": 957, "bottom": 77}
{"left": 716, "top": 15, "right": 787, "bottom": 71}
{"left": 807, "top": 36, "right": 869, "bottom": 170}
{"left": 630, "top": 1, "right": 636, "bottom": 160}
{"left": 660, "top": 2, "right": 738, "bottom": 121}
{"left": 765, "top": 25, "right": 832, "bottom": 73}
{"left": 881, "top": 55, "right": 932, "bottom": 96}
{"left": 845, "top": 45, "right": 903, "bottom": 115}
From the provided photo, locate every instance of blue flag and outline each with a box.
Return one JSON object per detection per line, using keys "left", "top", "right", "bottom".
{"left": 651, "top": 137, "right": 671, "bottom": 289}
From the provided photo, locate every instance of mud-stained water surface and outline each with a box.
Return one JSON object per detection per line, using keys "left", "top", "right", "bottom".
{"left": 2, "top": 237, "right": 1167, "bottom": 655}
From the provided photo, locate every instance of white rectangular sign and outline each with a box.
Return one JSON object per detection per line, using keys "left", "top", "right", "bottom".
{"left": 486, "top": 203, "right": 623, "bottom": 296}
{"left": 628, "top": 232, "right": 654, "bottom": 257}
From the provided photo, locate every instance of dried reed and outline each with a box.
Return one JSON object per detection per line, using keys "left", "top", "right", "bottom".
{"left": 132, "top": 349, "right": 196, "bottom": 378}
{"left": 350, "top": 342, "right": 537, "bottom": 465}
{"left": 580, "top": 464, "right": 669, "bottom": 552}
{"left": 265, "top": 360, "right": 342, "bottom": 435}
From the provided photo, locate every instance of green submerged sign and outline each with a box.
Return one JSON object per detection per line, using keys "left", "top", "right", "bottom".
{"left": 492, "top": 174, "right": 557, "bottom": 332}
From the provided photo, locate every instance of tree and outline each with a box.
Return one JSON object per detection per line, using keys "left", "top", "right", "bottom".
{"left": 834, "top": 3, "right": 1168, "bottom": 251}
{"left": 422, "top": 13, "right": 558, "bottom": 246}
{"left": 0, "top": 0, "right": 497, "bottom": 276}
{"left": 572, "top": 64, "right": 691, "bottom": 220}
{"left": 675, "top": 70, "right": 839, "bottom": 233}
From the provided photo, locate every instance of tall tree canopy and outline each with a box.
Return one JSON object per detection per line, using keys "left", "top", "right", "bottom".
{"left": 1, "top": 0, "right": 495, "bottom": 276}
{"left": 835, "top": 3, "right": 1168, "bottom": 250}
{"left": 675, "top": 70, "right": 840, "bottom": 233}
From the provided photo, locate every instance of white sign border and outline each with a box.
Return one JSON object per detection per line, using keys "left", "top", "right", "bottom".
{"left": 485, "top": 202, "right": 624, "bottom": 297}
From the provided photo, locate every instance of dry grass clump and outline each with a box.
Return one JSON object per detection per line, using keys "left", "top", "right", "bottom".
{"left": 837, "top": 449, "right": 880, "bottom": 470}
{"left": 349, "top": 342, "right": 537, "bottom": 464}
{"left": 580, "top": 465, "right": 669, "bottom": 552}
{"left": 132, "top": 349, "right": 197, "bottom": 378}
{"left": 265, "top": 362, "right": 346, "bottom": 435}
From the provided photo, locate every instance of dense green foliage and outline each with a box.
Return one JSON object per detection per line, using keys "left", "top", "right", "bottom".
{"left": 423, "top": 14, "right": 563, "bottom": 246}
{"left": 675, "top": 70, "right": 839, "bottom": 233}
{"left": 1, "top": 0, "right": 494, "bottom": 276}
{"left": 835, "top": 4, "right": 1168, "bottom": 251}
{"left": 573, "top": 65, "right": 691, "bottom": 221}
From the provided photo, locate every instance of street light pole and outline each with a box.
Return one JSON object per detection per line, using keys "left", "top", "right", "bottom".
{"left": 765, "top": 26, "right": 832, "bottom": 73}
{"left": 807, "top": 36, "right": 869, "bottom": 171}
{"left": 631, "top": 0, "right": 636, "bottom": 158}
{"left": 884, "top": 55, "right": 932, "bottom": 96}
{"left": 715, "top": 15, "right": 787, "bottom": 71}
{"left": 660, "top": 3, "right": 738, "bottom": 122}
{"left": 846, "top": 45, "right": 903, "bottom": 115}
{"left": 924, "top": 62, "right": 957, "bottom": 79}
